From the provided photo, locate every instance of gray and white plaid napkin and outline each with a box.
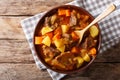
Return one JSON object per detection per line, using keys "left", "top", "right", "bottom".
{"left": 21, "top": 0, "right": 120, "bottom": 80}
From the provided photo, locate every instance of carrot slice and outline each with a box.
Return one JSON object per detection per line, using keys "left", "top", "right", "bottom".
{"left": 65, "top": 10, "right": 71, "bottom": 16}
{"left": 54, "top": 27, "right": 62, "bottom": 35}
{"left": 71, "top": 47, "right": 79, "bottom": 53}
{"left": 53, "top": 27, "right": 62, "bottom": 41}
{"left": 35, "top": 36, "right": 43, "bottom": 45}
{"left": 52, "top": 33, "right": 61, "bottom": 41}
{"left": 71, "top": 32, "right": 79, "bottom": 41}
{"left": 58, "top": 9, "right": 71, "bottom": 16}
{"left": 46, "top": 32, "right": 53, "bottom": 40}
{"left": 89, "top": 48, "right": 97, "bottom": 55}
{"left": 58, "top": 9, "right": 66, "bottom": 16}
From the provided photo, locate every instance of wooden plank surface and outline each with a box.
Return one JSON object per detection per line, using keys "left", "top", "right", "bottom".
{"left": 0, "top": 17, "right": 27, "bottom": 39}
{"left": 0, "top": 0, "right": 72, "bottom": 15}
{"left": 0, "top": 0, "right": 120, "bottom": 80}
{"left": 0, "top": 39, "right": 34, "bottom": 63}
{"left": 0, "top": 63, "right": 119, "bottom": 80}
{"left": 0, "top": 64, "right": 52, "bottom": 80}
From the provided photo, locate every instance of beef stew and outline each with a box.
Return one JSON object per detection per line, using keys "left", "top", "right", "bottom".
{"left": 34, "top": 5, "right": 101, "bottom": 73}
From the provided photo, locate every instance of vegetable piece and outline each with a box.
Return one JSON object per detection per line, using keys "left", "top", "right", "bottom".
{"left": 80, "top": 49, "right": 91, "bottom": 62}
{"left": 89, "top": 48, "right": 97, "bottom": 55}
{"left": 58, "top": 9, "right": 66, "bottom": 16}
{"left": 57, "top": 45, "right": 65, "bottom": 52}
{"left": 74, "top": 57, "right": 84, "bottom": 68}
{"left": 51, "top": 14, "right": 57, "bottom": 24}
{"left": 54, "top": 27, "right": 62, "bottom": 35}
{"left": 71, "top": 47, "right": 79, "bottom": 53}
{"left": 45, "top": 58, "right": 52, "bottom": 62}
{"left": 83, "top": 54, "right": 91, "bottom": 62}
{"left": 54, "top": 39, "right": 65, "bottom": 52}
{"left": 65, "top": 10, "right": 71, "bottom": 16}
{"left": 35, "top": 36, "right": 43, "bottom": 45}
{"left": 54, "top": 39, "right": 64, "bottom": 48}
{"left": 58, "top": 9, "right": 71, "bottom": 16}
{"left": 71, "top": 32, "right": 79, "bottom": 41}
{"left": 53, "top": 26, "right": 62, "bottom": 41}
{"left": 61, "top": 25, "right": 69, "bottom": 33}
{"left": 46, "top": 32, "right": 53, "bottom": 40}
{"left": 42, "top": 36, "right": 51, "bottom": 46}
{"left": 89, "top": 25, "right": 99, "bottom": 38}
{"left": 41, "top": 26, "right": 53, "bottom": 35}
{"left": 52, "top": 33, "right": 61, "bottom": 41}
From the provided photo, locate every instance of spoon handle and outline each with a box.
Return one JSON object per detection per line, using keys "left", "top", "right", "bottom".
{"left": 84, "top": 3, "right": 116, "bottom": 31}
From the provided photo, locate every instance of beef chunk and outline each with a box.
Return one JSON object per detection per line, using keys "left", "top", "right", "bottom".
{"left": 81, "top": 36, "right": 96, "bottom": 49}
{"left": 51, "top": 23, "right": 58, "bottom": 30}
{"left": 69, "top": 11, "right": 77, "bottom": 27}
{"left": 62, "top": 33, "right": 72, "bottom": 44}
{"left": 52, "top": 52, "right": 76, "bottom": 70}
{"left": 45, "top": 17, "right": 51, "bottom": 27}
{"left": 62, "top": 34, "right": 73, "bottom": 51}
{"left": 42, "top": 45, "right": 60, "bottom": 58}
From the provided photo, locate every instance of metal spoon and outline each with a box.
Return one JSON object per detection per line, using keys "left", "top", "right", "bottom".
{"left": 75, "top": 4, "right": 116, "bottom": 44}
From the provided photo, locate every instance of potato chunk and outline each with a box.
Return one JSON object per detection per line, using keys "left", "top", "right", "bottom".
{"left": 83, "top": 54, "right": 90, "bottom": 62}
{"left": 54, "top": 39, "right": 64, "bottom": 48}
{"left": 51, "top": 14, "right": 57, "bottom": 24}
{"left": 41, "top": 26, "right": 53, "bottom": 35}
{"left": 57, "top": 45, "right": 65, "bottom": 52}
{"left": 61, "top": 25, "right": 69, "bottom": 33}
{"left": 80, "top": 49, "right": 91, "bottom": 62}
{"left": 54, "top": 39, "right": 65, "bottom": 52}
{"left": 74, "top": 57, "right": 84, "bottom": 68}
{"left": 89, "top": 25, "right": 99, "bottom": 38}
{"left": 42, "top": 36, "right": 51, "bottom": 46}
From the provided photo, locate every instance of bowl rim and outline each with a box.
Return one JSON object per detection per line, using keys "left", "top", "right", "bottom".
{"left": 33, "top": 4, "right": 101, "bottom": 74}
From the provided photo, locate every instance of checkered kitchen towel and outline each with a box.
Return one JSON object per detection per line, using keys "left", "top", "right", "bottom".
{"left": 21, "top": 0, "right": 120, "bottom": 80}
